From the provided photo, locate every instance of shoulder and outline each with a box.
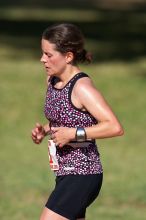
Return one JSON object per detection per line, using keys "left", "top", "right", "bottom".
{"left": 74, "top": 74, "right": 101, "bottom": 96}
{"left": 73, "top": 74, "right": 106, "bottom": 107}
{"left": 76, "top": 75, "right": 93, "bottom": 87}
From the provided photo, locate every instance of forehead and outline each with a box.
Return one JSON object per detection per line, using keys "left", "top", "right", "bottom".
{"left": 41, "top": 39, "right": 57, "bottom": 52}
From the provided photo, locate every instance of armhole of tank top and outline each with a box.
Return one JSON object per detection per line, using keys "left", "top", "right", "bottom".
{"left": 68, "top": 73, "right": 90, "bottom": 114}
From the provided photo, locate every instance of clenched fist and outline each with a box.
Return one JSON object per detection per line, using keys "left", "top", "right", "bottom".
{"left": 31, "top": 123, "right": 46, "bottom": 144}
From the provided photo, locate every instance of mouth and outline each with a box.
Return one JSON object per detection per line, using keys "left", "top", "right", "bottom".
{"left": 45, "top": 66, "right": 50, "bottom": 71}
{"left": 44, "top": 66, "right": 52, "bottom": 75}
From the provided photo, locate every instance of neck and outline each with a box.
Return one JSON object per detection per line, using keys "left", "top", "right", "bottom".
{"left": 58, "top": 65, "right": 81, "bottom": 83}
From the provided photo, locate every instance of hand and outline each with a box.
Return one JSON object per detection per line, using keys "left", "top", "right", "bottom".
{"left": 31, "top": 123, "right": 46, "bottom": 144}
{"left": 51, "top": 127, "right": 76, "bottom": 148}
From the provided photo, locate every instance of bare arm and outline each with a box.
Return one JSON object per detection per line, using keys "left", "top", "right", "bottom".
{"left": 74, "top": 77, "right": 124, "bottom": 139}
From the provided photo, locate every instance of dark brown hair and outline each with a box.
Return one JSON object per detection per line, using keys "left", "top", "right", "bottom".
{"left": 42, "top": 23, "right": 92, "bottom": 64}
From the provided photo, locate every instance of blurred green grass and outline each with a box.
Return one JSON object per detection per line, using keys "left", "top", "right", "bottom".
{"left": 0, "top": 5, "right": 146, "bottom": 220}
{"left": 0, "top": 56, "right": 146, "bottom": 220}
{"left": 0, "top": 7, "right": 98, "bottom": 22}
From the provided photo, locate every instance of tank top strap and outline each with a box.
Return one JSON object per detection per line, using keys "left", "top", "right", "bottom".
{"left": 69, "top": 72, "right": 89, "bottom": 92}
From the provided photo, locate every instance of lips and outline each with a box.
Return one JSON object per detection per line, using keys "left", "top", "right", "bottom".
{"left": 45, "top": 67, "right": 51, "bottom": 74}
{"left": 45, "top": 66, "right": 50, "bottom": 70}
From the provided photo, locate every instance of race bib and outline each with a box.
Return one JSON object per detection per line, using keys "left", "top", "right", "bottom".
{"left": 48, "top": 140, "right": 59, "bottom": 171}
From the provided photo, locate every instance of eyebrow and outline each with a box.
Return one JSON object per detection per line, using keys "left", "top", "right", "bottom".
{"left": 42, "top": 50, "right": 53, "bottom": 56}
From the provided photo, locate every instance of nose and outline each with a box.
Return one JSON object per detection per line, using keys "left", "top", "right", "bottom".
{"left": 40, "top": 53, "right": 47, "bottom": 63}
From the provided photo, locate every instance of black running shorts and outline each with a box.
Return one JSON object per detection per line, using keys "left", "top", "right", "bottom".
{"left": 45, "top": 173, "right": 103, "bottom": 220}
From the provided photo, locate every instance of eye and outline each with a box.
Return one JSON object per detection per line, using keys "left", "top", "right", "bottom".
{"left": 47, "top": 54, "right": 52, "bottom": 58}
{"left": 42, "top": 51, "right": 52, "bottom": 58}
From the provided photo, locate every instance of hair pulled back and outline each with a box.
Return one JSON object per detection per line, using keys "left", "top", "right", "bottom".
{"left": 42, "top": 23, "right": 92, "bottom": 64}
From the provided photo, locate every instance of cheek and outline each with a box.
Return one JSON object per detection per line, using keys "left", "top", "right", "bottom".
{"left": 51, "top": 56, "right": 66, "bottom": 67}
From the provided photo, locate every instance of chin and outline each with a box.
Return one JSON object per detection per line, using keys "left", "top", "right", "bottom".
{"left": 46, "top": 70, "right": 54, "bottom": 76}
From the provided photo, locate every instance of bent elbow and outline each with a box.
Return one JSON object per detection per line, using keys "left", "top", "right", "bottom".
{"left": 114, "top": 124, "right": 124, "bottom": 137}
{"left": 118, "top": 127, "right": 124, "bottom": 136}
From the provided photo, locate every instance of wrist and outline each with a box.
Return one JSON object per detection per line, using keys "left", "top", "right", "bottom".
{"left": 76, "top": 127, "right": 87, "bottom": 142}
{"left": 69, "top": 128, "right": 76, "bottom": 141}
{"left": 43, "top": 124, "right": 51, "bottom": 136}
{"left": 41, "top": 127, "right": 46, "bottom": 137}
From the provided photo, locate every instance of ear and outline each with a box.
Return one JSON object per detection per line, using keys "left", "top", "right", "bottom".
{"left": 65, "top": 52, "right": 74, "bottom": 64}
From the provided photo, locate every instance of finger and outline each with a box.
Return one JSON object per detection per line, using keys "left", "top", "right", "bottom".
{"left": 51, "top": 127, "right": 59, "bottom": 132}
{"left": 35, "top": 137, "right": 42, "bottom": 144}
{"left": 32, "top": 135, "right": 37, "bottom": 142}
{"left": 36, "top": 123, "right": 43, "bottom": 132}
{"left": 31, "top": 135, "right": 36, "bottom": 141}
{"left": 31, "top": 131, "right": 42, "bottom": 141}
{"left": 32, "top": 138, "right": 40, "bottom": 144}
{"left": 32, "top": 134, "right": 40, "bottom": 142}
{"left": 32, "top": 130, "right": 37, "bottom": 137}
{"left": 51, "top": 133, "right": 55, "bottom": 139}
{"left": 33, "top": 126, "right": 41, "bottom": 135}
{"left": 59, "top": 143, "right": 63, "bottom": 148}
{"left": 37, "top": 134, "right": 43, "bottom": 141}
{"left": 52, "top": 138, "right": 57, "bottom": 144}
{"left": 35, "top": 140, "right": 41, "bottom": 144}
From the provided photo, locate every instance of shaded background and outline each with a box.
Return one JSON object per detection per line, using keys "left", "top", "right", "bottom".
{"left": 0, "top": 0, "right": 146, "bottom": 61}
{"left": 0, "top": 1, "right": 146, "bottom": 220}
